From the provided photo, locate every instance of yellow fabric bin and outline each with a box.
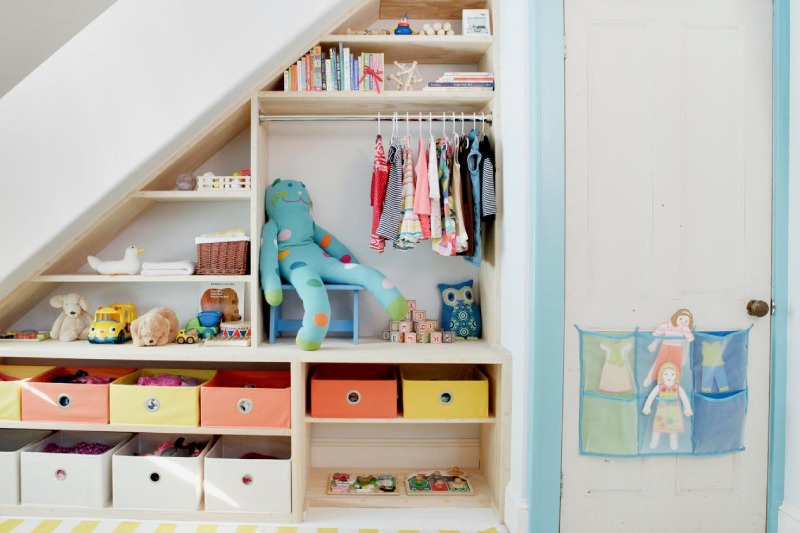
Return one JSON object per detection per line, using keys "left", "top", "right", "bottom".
{"left": 0, "top": 366, "right": 56, "bottom": 421}
{"left": 110, "top": 369, "right": 217, "bottom": 427}
{"left": 400, "top": 364, "right": 489, "bottom": 419}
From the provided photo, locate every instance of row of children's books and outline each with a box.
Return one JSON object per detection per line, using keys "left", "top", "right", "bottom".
{"left": 283, "top": 45, "right": 384, "bottom": 92}
{"left": 423, "top": 72, "right": 495, "bottom": 92}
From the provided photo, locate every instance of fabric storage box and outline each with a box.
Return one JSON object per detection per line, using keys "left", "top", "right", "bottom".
{"left": 201, "top": 370, "right": 291, "bottom": 428}
{"left": 310, "top": 363, "right": 398, "bottom": 419}
{"left": 0, "top": 365, "right": 56, "bottom": 421}
{"left": 112, "top": 433, "right": 214, "bottom": 511}
{"left": 22, "top": 367, "right": 136, "bottom": 424}
{"left": 109, "top": 368, "right": 216, "bottom": 426}
{"left": 21, "top": 431, "right": 132, "bottom": 508}
{"left": 400, "top": 364, "right": 489, "bottom": 419}
{"left": 0, "top": 429, "right": 52, "bottom": 505}
{"left": 204, "top": 436, "right": 292, "bottom": 513}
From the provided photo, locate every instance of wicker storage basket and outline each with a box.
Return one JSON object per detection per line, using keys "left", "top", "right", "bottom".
{"left": 196, "top": 240, "right": 249, "bottom": 275}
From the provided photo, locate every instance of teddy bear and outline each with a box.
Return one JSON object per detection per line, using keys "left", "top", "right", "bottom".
{"left": 50, "top": 293, "right": 92, "bottom": 342}
{"left": 130, "top": 307, "right": 179, "bottom": 347}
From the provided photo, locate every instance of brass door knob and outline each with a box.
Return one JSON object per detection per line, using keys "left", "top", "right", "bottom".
{"left": 746, "top": 300, "right": 770, "bottom": 317}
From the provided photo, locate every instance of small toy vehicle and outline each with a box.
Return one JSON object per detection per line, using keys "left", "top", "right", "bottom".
{"left": 88, "top": 303, "right": 137, "bottom": 344}
{"left": 185, "top": 310, "right": 222, "bottom": 340}
{"left": 176, "top": 329, "right": 199, "bottom": 345}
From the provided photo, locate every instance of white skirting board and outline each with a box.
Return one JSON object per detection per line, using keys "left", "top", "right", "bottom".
{"left": 780, "top": 503, "right": 800, "bottom": 533}
{"left": 310, "top": 437, "right": 481, "bottom": 469}
{"left": 503, "top": 486, "right": 529, "bottom": 533}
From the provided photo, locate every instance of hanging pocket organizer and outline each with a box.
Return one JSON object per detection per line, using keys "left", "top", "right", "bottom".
{"left": 577, "top": 326, "right": 750, "bottom": 457}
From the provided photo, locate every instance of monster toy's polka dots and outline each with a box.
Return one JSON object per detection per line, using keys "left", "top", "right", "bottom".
{"left": 290, "top": 261, "right": 307, "bottom": 270}
{"left": 278, "top": 250, "right": 291, "bottom": 261}
{"left": 320, "top": 234, "right": 333, "bottom": 248}
{"left": 382, "top": 279, "right": 395, "bottom": 289}
{"left": 278, "top": 229, "right": 292, "bottom": 242}
{"left": 306, "top": 279, "right": 323, "bottom": 288}
{"left": 322, "top": 252, "right": 330, "bottom": 258}
{"left": 314, "top": 313, "right": 329, "bottom": 327}
{"left": 340, "top": 254, "right": 352, "bottom": 263}
{"left": 344, "top": 264, "right": 358, "bottom": 270}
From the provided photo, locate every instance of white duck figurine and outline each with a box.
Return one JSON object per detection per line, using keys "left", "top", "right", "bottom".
{"left": 87, "top": 245, "right": 144, "bottom": 275}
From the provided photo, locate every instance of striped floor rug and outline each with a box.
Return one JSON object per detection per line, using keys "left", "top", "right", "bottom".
{"left": 0, "top": 519, "right": 499, "bottom": 533}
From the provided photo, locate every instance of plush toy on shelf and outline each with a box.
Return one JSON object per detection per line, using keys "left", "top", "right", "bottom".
{"left": 260, "top": 179, "right": 407, "bottom": 351}
{"left": 87, "top": 245, "right": 144, "bottom": 275}
{"left": 49, "top": 293, "right": 92, "bottom": 342}
{"left": 130, "top": 307, "right": 179, "bottom": 347}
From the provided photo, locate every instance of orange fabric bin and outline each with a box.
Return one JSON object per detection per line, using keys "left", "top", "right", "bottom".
{"left": 201, "top": 370, "right": 291, "bottom": 428}
{"left": 310, "top": 364, "right": 398, "bottom": 419}
{"left": 22, "top": 367, "right": 136, "bottom": 424}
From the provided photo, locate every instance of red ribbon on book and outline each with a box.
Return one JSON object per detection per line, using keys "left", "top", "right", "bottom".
{"left": 359, "top": 66, "right": 384, "bottom": 94}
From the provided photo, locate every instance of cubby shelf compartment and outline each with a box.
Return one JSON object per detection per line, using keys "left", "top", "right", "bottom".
{"left": 305, "top": 414, "right": 496, "bottom": 424}
{"left": 0, "top": 420, "right": 291, "bottom": 436}
{"left": 134, "top": 191, "right": 252, "bottom": 202}
{"left": 305, "top": 468, "right": 493, "bottom": 509}
{"left": 318, "top": 35, "right": 493, "bottom": 64}
{"left": 258, "top": 91, "right": 494, "bottom": 115}
{"left": 33, "top": 274, "right": 254, "bottom": 283}
{"left": 0, "top": 505, "right": 293, "bottom": 524}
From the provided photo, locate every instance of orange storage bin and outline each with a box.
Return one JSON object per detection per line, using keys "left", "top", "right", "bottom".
{"left": 201, "top": 370, "right": 291, "bottom": 428}
{"left": 310, "top": 364, "right": 398, "bottom": 419}
{"left": 22, "top": 367, "right": 136, "bottom": 424}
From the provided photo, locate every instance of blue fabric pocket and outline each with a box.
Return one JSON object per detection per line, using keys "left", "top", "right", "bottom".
{"left": 692, "top": 391, "right": 747, "bottom": 454}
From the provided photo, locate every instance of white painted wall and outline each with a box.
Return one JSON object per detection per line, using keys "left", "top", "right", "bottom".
{"left": 497, "top": 0, "right": 531, "bottom": 531}
{"left": 0, "top": 0, "right": 359, "bottom": 302}
{"left": 781, "top": 6, "right": 800, "bottom": 532}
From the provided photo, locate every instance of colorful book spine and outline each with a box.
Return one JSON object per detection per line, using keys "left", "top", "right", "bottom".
{"left": 428, "top": 82, "right": 495, "bottom": 87}
{"left": 321, "top": 58, "right": 327, "bottom": 91}
{"left": 313, "top": 46, "right": 322, "bottom": 91}
{"left": 368, "top": 54, "right": 373, "bottom": 91}
{"left": 299, "top": 59, "right": 305, "bottom": 91}
{"left": 305, "top": 53, "right": 312, "bottom": 91}
{"left": 376, "top": 53, "right": 384, "bottom": 92}
{"left": 291, "top": 65, "right": 297, "bottom": 91}
{"left": 338, "top": 42, "right": 345, "bottom": 90}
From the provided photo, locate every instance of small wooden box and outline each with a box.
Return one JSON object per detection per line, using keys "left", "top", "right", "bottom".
{"left": 382, "top": 330, "right": 391, "bottom": 340}
{"left": 407, "top": 300, "right": 417, "bottom": 310}
{"left": 404, "top": 333, "right": 417, "bottom": 344}
{"left": 431, "top": 331, "right": 443, "bottom": 344}
{"left": 443, "top": 331, "right": 455, "bottom": 343}
{"left": 413, "top": 310, "right": 427, "bottom": 322}
{"left": 390, "top": 321, "right": 401, "bottom": 332}
{"left": 399, "top": 321, "right": 413, "bottom": 334}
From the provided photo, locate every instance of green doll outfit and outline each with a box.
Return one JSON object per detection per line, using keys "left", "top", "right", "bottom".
{"left": 260, "top": 179, "right": 407, "bottom": 350}
{"left": 701, "top": 340, "right": 729, "bottom": 392}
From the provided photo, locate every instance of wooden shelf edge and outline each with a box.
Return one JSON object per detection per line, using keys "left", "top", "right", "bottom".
{"left": 134, "top": 191, "right": 252, "bottom": 202}
{"left": 0, "top": 421, "right": 292, "bottom": 436}
{"left": 0, "top": 504, "right": 295, "bottom": 523}
{"left": 32, "top": 274, "right": 255, "bottom": 283}
{"left": 305, "top": 414, "right": 496, "bottom": 424}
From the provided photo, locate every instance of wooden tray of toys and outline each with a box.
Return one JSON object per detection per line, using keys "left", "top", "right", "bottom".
{"left": 405, "top": 467, "right": 474, "bottom": 496}
{"left": 0, "top": 331, "right": 50, "bottom": 342}
{"left": 326, "top": 473, "right": 399, "bottom": 496}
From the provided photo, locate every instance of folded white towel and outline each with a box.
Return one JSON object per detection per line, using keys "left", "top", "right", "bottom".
{"left": 141, "top": 261, "right": 196, "bottom": 276}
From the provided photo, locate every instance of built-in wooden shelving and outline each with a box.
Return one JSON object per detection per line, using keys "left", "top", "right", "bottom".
{"left": 318, "top": 35, "right": 493, "bottom": 64}
{"left": 0, "top": 420, "right": 291, "bottom": 437}
{"left": 134, "top": 191, "right": 251, "bottom": 202}
{"left": 33, "top": 274, "right": 253, "bottom": 283}
{"left": 258, "top": 91, "right": 494, "bottom": 115}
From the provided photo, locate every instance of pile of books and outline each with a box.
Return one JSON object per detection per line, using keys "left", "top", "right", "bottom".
{"left": 423, "top": 72, "right": 495, "bottom": 92}
{"left": 283, "top": 45, "right": 384, "bottom": 92}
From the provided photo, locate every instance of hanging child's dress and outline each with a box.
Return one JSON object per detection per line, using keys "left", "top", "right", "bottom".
{"left": 413, "top": 135, "right": 431, "bottom": 240}
{"left": 464, "top": 129, "right": 482, "bottom": 267}
{"left": 451, "top": 136, "right": 469, "bottom": 253}
{"left": 369, "top": 134, "right": 389, "bottom": 252}
{"left": 396, "top": 135, "right": 423, "bottom": 249}
{"left": 433, "top": 137, "right": 457, "bottom": 256}
{"left": 376, "top": 135, "right": 403, "bottom": 243}
{"left": 428, "top": 135, "right": 442, "bottom": 239}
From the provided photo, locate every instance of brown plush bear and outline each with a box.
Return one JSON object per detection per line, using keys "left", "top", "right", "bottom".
{"left": 50, "top": 293, "right": 92, "bottom": 341}
{"left": 130, "top": 307, "right": 179, "bottom": 347}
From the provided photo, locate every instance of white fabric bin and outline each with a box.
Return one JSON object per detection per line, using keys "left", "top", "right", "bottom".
{"left": 204, "top": 436, "right": 292, "bottom": 513}
{"left": 21, "top": 431, "right": 132, "bottom": 508}
{"left": 0, "top": 429, "right": 52, "bottom": 505}
{"left": 112, "top": 433, "right": 214, "bottom": 511}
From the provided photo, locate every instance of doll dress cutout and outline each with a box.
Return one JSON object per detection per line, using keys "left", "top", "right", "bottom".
{"left": 649, "top": 320, "right": 694, "bottom": 380}
{"left": 700, "top": 340, "right": 729, "bottom": 392}
{"left": 653, "top": 384, "right": 684, "bottom": 434}
{"left": 369, "top": 135, "right": 389, "bottom": 252}
{"left": 598, "top": 341, "right": 633, "bottom": 393}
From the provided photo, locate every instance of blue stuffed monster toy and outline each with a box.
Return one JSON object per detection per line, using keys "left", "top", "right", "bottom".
{"left": 260, "top": 179, "right": 408, "bottom": 350}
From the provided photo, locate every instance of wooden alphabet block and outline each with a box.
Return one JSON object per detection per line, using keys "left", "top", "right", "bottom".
{"left": 399, "top": 321, "right": 412, "bottom": 334}
{"left": 426, "top": 319, "right": 438, "bottom": 331}
{"left": 390, "top": 321, "right": 401, "bottom": 332}
{"left": 413, "top": 310, "right": 427, "bottom": 322}
{"left": 390, "top": 332, "right": 402, "bottom": 343}
{"left": 442, "top": 331, "right": 455, "bottom": 343}
{"left": 416, "top": 332, "right": 430, "bottom": 343}
{"left": 407, "top": 300, "right": 417, "bottom": 311}
{"left": 404, "top": 332, "right": 417, "bottom": 343}
{"left": 404, "top": 310, "right": 412, "bottom": 321}
{"left": 430, "top": 331, "right": 443, "bottom": 344}
{"left": 382, "top": 330, "right": 391, "bottom": 340}
{"left": 413, "top": 321, "right": 428, "bottom": 333}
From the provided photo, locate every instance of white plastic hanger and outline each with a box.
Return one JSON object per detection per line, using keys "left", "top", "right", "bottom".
{"left": 429, "top": 112, "right": 433, "bottom": 138}
{"left": 419, "top": 112, "right": 422, "bottom": 137}
{"left": 378, "top": 112, "right": 381, "bottom": 137}
{"left": 461, "top": 112, "right": 465, "bottom": 136}
{"left": 473, "top": 113, "right": 477, "bottom": 132}
{"left": 481, "top": 112, "right": 485, "bottom": 137}
{"left": 406, "top": 111, "right": 410, "bottom": 137}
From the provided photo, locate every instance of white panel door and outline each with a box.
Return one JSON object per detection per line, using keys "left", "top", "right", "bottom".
{"left": 562, "top": 1, "right": 773, "bottom": 532}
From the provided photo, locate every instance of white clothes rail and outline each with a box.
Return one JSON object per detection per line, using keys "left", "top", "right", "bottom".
{"left": 259, "top": 113, "right": 493, "bottom": 125}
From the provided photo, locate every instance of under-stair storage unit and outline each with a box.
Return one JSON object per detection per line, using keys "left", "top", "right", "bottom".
{"left": 0, "top": 0, "right": 508, "bottom": 524}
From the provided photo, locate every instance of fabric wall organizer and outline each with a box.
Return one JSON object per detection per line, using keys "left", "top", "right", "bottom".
{"left": 576, "top": 325, "right": 751, "bottom": 457}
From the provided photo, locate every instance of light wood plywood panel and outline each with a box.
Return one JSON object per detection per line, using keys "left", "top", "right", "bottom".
{"left": 258, "top": 91, "right": 494, "bottom": 115}
{"left": 319, "top": 35, "right": 493, "bottom": 64}
{"left": 379, "top": 0, "right": 487, "bottom": 20}
{"left": 133, "top": 191, "right": 252, "bottom": 202}
{"left": 32, "top": 274, "right": 253, "bottom": 283}
{"left": 0, "top": 420, "right": 291, "bottom": 436}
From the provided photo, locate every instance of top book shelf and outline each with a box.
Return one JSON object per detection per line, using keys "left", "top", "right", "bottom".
{"left": 318, "top": 35, "right": 493, "bottom": 64}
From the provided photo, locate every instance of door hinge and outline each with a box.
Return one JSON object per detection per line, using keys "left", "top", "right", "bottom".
{"left": 564, "top": 35, "right": 568, "bottom": 59}
{"left": 560, "top": 472, "right": 564, "bottom": 496}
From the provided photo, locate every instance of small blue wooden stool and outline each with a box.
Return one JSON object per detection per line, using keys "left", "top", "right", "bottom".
{"left": 269, "top": 283, "right": 364, "bottom": 345}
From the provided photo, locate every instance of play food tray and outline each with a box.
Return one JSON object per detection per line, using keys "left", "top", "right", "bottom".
{"left": 201, "top": 370, "right": 291, "bottom": 428}
{"left": 310, "top": 363, "right": 398, "bottom": 419}
{"left": 400, "top": 364, "right": 489, "bottom": 419}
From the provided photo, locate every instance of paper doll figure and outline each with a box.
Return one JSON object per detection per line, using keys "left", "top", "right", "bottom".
{"left": 701, "top": 340, "right": 729, "bottom": 393}
{"left": 642, "top": 362, "right": 693, "bottom": 451}
{"left": 598, "top": 341, "right": 633, "bottom": 393}
{"left": 643, "top": 309, "right": 695, "bottom": 387}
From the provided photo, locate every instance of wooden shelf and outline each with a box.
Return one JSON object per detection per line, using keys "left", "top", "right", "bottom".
{"left": 305, "top": 413, "right": 495, "bottom": 424}
{"left": 306, "top": 468, "right": 493, "bottom": 509}
{"left": 0, "top": 338, "right": 509, "bottom": 364}
{"left": 0, "top": 504, "right": 293, "bottom": 523}
{"left": 33, "top": 274, "right": 253, "bottom": 283}
{"left": 0, "top": 420, "right": 291, "bottom": 436}
{"left": 134, "top": 191, "right": 252, "bottom": 202}
{"left": 318, "top": 35, "right": 493, "bottom": 64}
{"left": 258, "top": 91, "right": 493, "bottom": 115}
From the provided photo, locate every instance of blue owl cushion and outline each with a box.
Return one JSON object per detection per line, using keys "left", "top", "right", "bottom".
{"left": 438, "top": 280, "right": 481, "bottom": 340}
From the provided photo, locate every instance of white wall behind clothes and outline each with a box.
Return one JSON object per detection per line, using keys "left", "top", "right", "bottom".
{"left": 267, "top": 121, "right": 480, "bottom": 336}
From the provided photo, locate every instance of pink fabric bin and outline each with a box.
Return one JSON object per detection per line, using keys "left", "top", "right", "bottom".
{"left": 201, "top": 370, "right": 291, "bottom": 428}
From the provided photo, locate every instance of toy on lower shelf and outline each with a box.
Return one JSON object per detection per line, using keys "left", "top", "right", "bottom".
{"left": 405, "top": 467, "right": 474, "bottom": 495}
{"left": 203, "top": 322, "right": 252, "bottom": 347}
{"left": 382, "top": 300, "right": 452, "bottom": 344}
{"left": 88, "top": 303, "right": 137, "bottom": 344}
{"left": 0, "top": 330, "right": 50, "bottom": 341}
{"left": 327, "top": 473, "right": 399, "bottom": 495}
{"left": 185, "top": 310, "right": 222, "bottom": 340}
{"left": 130, "top": 307, "right": 179, "bottom": 347}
